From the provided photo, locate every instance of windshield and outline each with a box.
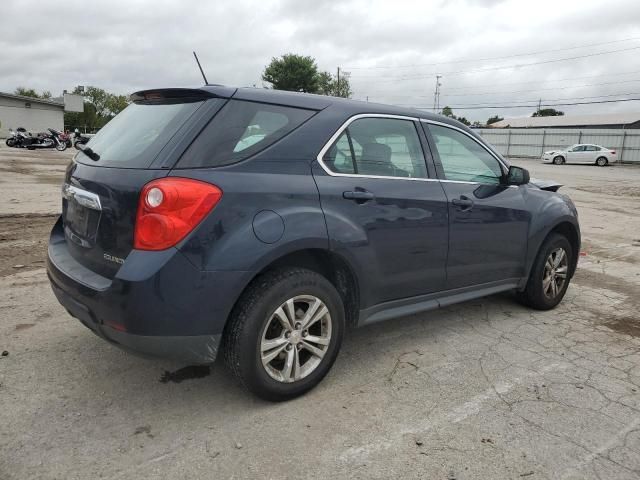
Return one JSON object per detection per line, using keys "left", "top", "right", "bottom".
{"left": 75, "top": 101, "right": 204, "bottom": 168}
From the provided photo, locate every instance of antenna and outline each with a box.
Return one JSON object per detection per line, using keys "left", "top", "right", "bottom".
{"left": 193, "top": 51, "right": 209, "bottom": 85}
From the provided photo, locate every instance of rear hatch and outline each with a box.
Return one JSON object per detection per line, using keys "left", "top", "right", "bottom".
{"left": 61, "top": 88, "right": 230, "bottom": 278}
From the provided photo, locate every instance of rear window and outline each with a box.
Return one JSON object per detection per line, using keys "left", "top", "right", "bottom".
{"left": 177, "top": 100, "right": 315, "bottom": 168}
{"left": 75, "top": 101, "right": 204, "bottom": 168}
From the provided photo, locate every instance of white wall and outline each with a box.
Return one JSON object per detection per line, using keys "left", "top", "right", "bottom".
{"left": 478, "top": 128, "right": 640, "bottom": 164}
{"left": 0, "top": 96, "right": 64, "bottom": 138}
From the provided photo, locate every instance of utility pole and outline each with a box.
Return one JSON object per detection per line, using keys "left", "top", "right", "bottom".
{"left": 433, "top": 75, "right": 442, "bottom": 113}
{"left": 337, "top": 67, "right": 340, "bottom": 89}
{"left": 537, "top": 98, "right": 542, "bottom": 115}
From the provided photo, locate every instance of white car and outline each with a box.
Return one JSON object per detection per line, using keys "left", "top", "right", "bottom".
{"left": 542, "top": 144, "right": 616, "bottom": 166}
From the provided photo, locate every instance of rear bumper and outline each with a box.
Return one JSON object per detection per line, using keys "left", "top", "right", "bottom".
{"left": 49, "top": 277, "right": 220, "bottom": 363}
{"left": 47, "top": 217, "right": 248, "bottom": 364}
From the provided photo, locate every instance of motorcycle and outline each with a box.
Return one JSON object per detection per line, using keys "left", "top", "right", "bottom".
{"left": 5, "top": 127, "right": 29, "bottom": 147}
{"left": 49, "top": 128, "right": 71, "bottom": 149}
{"left": 28, "top": 129, "right": 66, "bottom": 151}
{"left": 73, "top": 129, "right": 91, "bottom": 147}
{"left": 8, "top": 128, "right": 67, "bottom": 151}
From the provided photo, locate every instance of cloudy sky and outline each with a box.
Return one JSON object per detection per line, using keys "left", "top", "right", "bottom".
{"left": 1, "top": 0, "right": 639, "bottom": 122}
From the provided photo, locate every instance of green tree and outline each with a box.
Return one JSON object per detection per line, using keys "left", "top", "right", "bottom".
{"left": 317, "top": 71, "right": 352, "bottom": 98}
{"left": 486, "top": 115, "right": 503, "bottom": 125}
{"left": 262, "top": 54, "right": 320, "bottom": 93}
{"left": 532, "top": 108, "right": 564, "bottom": 117}
{"left": 441, "top": 106, "right": 454, "bottom": 117}
{"left": 64, "top": 86, "right": 131, "bottom": 131}
{"left": 14, "top": 87, "right": 42, "bottom": 98}
{"left": 105, "top": 94, "right": 129, "bottom": 115}
{"left": 457, "top": 116, "right": 471, "bottom": 126}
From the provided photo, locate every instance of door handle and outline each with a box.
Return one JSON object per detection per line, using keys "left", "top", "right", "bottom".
{"left": 451, "top": 196, "right": 474, "bottom": 210}
{"left": 343, "top": 190, "right": 375, "bottom": 203}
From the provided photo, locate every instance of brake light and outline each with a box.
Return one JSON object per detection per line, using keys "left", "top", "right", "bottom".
{"left": 134, "top": 178, "right": 222, "bottom": 251}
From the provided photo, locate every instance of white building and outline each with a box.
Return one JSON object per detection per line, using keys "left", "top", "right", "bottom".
{"left": 0, "top": 92, "right": 84, "bottom": 138}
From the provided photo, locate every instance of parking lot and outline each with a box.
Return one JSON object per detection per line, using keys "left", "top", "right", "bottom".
{"left": 0, "top": 144, "right": 638, "bottom": 479}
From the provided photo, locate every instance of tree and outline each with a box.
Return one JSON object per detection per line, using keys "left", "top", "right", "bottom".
{"left": 105, "top": 94, "right": 129, "bottom": 115}
{"left": 14, "top": 87, "right": 43, "bottom": 98}
{"left": 317, "top": 71, "right": 352, "bottom": 98}
{"left": 262, "top": 54, "right": 320, "bottom": 93}
{"left": 440, "top": 106, "right": 469, "bottom": 125}
{"left": 486, "top": 115, "right": 503, "bottom": 125}
{"left": 532, "top": 108, "right": 564, "bottom": 117}
{"left": 64, "top": 86, "right": 131, "bottom": 131}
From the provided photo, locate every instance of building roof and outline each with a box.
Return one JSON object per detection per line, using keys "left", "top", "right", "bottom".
{"left": 490, "top": 112, "right": 640, "bottom": 128}
{"left": 0, "top": 91, "right": 64, "bottom": 107}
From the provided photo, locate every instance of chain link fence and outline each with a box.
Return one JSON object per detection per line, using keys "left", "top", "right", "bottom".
{"left": 477, "top": 128, "right": 640, "bottom": 163}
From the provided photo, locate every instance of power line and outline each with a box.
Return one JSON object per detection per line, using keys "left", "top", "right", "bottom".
{"left": 349, "top": 45, "right": 640, "bottom": 81}
{"left": 394, "top": 91, "right": 640, "bottom": 108}
{"left": 438, "top": 79, "right": 640, "bottom": 98}
{"left": 412, "top": 98, "right": 640, "bottom": 110}
{"left": 344, "top": 36, "right": 640, "bottom": 70}
{"left": 363, "top": 69, "right": 640, "bottom": 97}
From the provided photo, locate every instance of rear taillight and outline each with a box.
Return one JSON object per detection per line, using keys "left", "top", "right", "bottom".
{"left": 134, "top": 178, "right": 222, "bottom": 251}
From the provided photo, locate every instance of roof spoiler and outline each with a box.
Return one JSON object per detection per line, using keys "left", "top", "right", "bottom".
{"left": 130, "top": 86, "right": 236, "bottom": 103}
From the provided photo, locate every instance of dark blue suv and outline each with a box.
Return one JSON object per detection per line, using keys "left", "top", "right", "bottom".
{"left": 47, "top": 86, "right": 580, "bottom": 400}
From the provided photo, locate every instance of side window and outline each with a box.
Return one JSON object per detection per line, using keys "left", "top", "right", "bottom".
{"left": 178, "top": 100, "right": 315, "bottom": 168}
{"left": 585, "top": 145, "right": 598, "bottom": 151}
{"left": 323, "top": 132, "right": 355, "bottom": 174}
{"left": 571, "top": 145, "right": 585, "bottom": 152}
{"left": 428, "top": 124, "right": 503, "bottom": 184}
{"left": 323, "top": 117, "right": 428, "bottom": 178}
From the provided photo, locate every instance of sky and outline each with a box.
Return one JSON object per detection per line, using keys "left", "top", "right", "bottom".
{"left": 1, "top": 0, "right": 639, "bottom": 123}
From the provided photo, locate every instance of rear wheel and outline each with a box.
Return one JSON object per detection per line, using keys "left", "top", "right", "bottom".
{"left": 553, "top": 156, "right": 564, "bottom": 165}
{"left": 516, "top": 233, "right": 572, "bottom": 310}
{"left": 5, "top": 138, "right": 15, "bottom": 147}
{"left": 596, "top": 156, "right": 608, "bottom": 167}
{"left": 223, "top": 268, "right": 345, "bottom": 401}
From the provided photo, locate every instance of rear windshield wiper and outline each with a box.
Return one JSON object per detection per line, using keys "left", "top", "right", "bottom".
{"left": 76, "top": 143, "right": 100, "bottom": 161}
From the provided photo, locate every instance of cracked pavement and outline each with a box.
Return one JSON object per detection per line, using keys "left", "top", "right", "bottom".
{"left": 0, "top": 145, "right": 639, "bottom": 479}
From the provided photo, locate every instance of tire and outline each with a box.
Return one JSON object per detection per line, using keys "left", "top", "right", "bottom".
{"left": 223, "top": 267, "right": 345, "bottom": 401}
{"left": 553, "top": 156, "right": 564, "bottom": 165}
{"left": 516, "top": 233, "right": 573, "bottom": 310}
{"left": 596, "top": 156, "right": 608, "bottom": 167}
{"left": 5, "top": 138, "right": 15, "bottom": 147}
{"left": 55, "top": 142, "right": 67, "bottom": 152}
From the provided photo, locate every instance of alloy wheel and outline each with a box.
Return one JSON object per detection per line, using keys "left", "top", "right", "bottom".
{"left": 543, "top": 247, "right": 568, "bottom": 299}
{"left": 260, "top": 295, "right": 332, "bottom": 383}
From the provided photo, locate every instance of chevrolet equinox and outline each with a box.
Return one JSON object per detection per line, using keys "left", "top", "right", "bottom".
{"left": 47, "top": 86, "right": 580, "bottom": 400}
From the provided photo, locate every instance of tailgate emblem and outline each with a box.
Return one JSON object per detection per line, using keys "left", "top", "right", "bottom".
{"left": 103, "top": 253, "right": 125, "bottom": 265}
{"left": 62, "top": 183, "right": 102, "bottom": 211}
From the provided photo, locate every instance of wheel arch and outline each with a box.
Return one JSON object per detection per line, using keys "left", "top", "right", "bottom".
{"left": 231, "top": 247, "right": 361, "bottom": 329}
{"left": 525, "top": 219, "right": 580, "bottom": 285}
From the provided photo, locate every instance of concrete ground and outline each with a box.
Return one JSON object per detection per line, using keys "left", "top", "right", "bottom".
{"left": 0, "top": 144, "right": 639, "bottom": 480}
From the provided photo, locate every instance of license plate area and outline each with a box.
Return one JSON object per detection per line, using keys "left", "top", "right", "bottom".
{"left": 62, "top": 184, "right": 102, "bottom": 247}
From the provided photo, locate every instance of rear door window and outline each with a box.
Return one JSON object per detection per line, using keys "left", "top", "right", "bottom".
{"left": 322, "top": 117, "right": 428, "bottom": 178}
{"left": 75, "top": 101, "right": 205, "bottom": 168}
{"left": 177, "top": 100, "right": 315, "bottom": 168}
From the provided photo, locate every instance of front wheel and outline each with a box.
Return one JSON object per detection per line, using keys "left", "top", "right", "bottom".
{"left": 223, "top": 268, "right": 345, "bottom": 401}
{"left": 596, "top": 156, "right": 608, "bottom": 167}
{"left": 5, "top": 138, "right": 15, "bottom": 147}
{"left": 516, "top": 233, "right": 573, "bottom": 310}
{"left": 55, "top": 141, "right": 67, "bottom": 151}
{"left": 553, "top": 156, "right": 564, "bottom": 165}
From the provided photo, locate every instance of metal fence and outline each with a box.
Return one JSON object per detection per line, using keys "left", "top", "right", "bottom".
{"left": 477, "top": 128, "right": 640, "bottom": 163}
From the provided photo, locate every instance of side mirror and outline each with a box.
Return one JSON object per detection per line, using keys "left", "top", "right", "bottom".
{"left": 505, "top": 166, "right": 530, "bottom": 186}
